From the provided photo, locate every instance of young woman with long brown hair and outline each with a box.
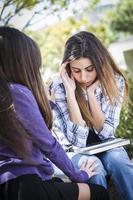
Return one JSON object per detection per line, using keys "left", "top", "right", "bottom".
{"left": 0, "top": 27, "right": 109, "bottom": 200}
{"left": 50, "top": 31, "right": 133, "bottom": 200}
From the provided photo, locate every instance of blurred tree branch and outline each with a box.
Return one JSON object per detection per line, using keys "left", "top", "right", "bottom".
{"left": 0, "top": 0, "right": 72, "bottom": 29}
{"left": 0, "top": 0, "right": 40, "bottom": 25}
{"left": 0, "top": 0, "right": 100, "bottom": 30}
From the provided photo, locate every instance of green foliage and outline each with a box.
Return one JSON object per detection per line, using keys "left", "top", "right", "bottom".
{"left": 13, "top": 0, "right": 39, "bottom": 8}
{"left": 116, "top": 73, "right": 133, "bottom": 158}
{"left": 111, "top": 0, "right": 133, "bottom": 34}
{"left": 49, "top": 0, "right": 68, "bottom": 7}
{"left": 88, "top": 21, "right": 116, "bottom": 46}
{"left": 87, "top": 0, "right": 100, "bottom": 11}
{"left": 108, "top": 1, "right": 133, "bottom": 158}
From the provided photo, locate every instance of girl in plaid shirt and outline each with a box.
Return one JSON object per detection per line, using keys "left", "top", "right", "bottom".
{"left": 50, "top": 31, "right": 133, "bottom": 200}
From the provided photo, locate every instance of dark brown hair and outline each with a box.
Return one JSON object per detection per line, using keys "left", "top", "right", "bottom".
{"left": 0, "top": 27, "right": 52, "bottom": 129}
{"left": 62, "top": 31, "right": 128, "bottom": 126}
{"left": 0, "top": 78, "right": 31, "bottom": 159}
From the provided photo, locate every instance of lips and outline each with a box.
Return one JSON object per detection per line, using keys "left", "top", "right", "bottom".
{"left": 85, "top": 81, "right": 92, "bottom": 87}
{"left": 80, "top": 81, "right": 92, "bottom": 88}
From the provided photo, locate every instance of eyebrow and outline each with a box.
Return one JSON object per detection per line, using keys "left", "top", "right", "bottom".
{"left": 71, "top": 64, "right": 94, "bottom": 70}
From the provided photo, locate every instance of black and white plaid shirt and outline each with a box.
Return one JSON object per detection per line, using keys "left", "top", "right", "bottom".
{"left": 50, "top": 73, "right": 125, "bottom": 148}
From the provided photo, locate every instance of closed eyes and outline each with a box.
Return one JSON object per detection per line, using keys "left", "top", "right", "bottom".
{"left": 72, "top": 65, "right": 95, "bottom": 73}
{"left": 86, "top": 65, "right": 95, "bottom": 72}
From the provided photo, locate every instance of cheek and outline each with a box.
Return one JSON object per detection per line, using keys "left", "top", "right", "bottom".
{"left": 91, "top": 70, "right": 97, "bottom": 80}
{"left": 73, "top": 75, "right": 82, "bottom": 84}
{"left": 71, "top": 72, "right": 79, "bottom": 81}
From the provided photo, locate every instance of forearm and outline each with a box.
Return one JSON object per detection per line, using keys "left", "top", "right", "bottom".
{"left": 88, "top": 93, "right": 105, "bottom": 132}
{"left": 66, "top": 91, "right": 86, "bottom": 127}
{"left": 52, "top": 81, "right": 89, "bottom": 147}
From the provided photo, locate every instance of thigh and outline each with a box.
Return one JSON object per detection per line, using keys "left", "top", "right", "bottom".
{"left": 51, "top": 181, "right": 79, "bottom": 200}
{"left": 0, "top": 174, "right": 47, "bottom": 200}
{"left": 99, "top": 147, "right": 133, "bottom": 175}
{"left": 100, "top": 147, "right": 131, "bottom": 165}
{"left": 0, "top": 175, "right": 79, "bottom": 200}
{"left": 70, "top": 153, "right": 106, "bottom": 175}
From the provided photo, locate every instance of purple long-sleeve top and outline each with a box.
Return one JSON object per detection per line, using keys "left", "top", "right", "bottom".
{"left": 0, "top": 83, "right": 88, "bottom": 184}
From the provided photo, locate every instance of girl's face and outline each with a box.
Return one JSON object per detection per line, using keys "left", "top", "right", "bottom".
{"left": 70, "top": 57, "right": 97, "bottom": 88}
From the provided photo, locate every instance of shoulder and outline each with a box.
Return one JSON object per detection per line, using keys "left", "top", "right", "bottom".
{"left": 10, "top": 83, "right": 32, "bottom": 96}
{"left": 115, "top": 74, "right": 125, "bottom": 91}
{"left": 51, "top": 73, "right": 63, "bottom": 85}
{"left": 51, "top": 73, "right": 65, "bottom": 91}
{"left": 115, "top": 74, "right": 125, "bottom": 83}
{"left": 9, "top": 83, "right": 41, "bottom": 119}
{"left": 9, "top": 83, "right": 36, "bottom": 104}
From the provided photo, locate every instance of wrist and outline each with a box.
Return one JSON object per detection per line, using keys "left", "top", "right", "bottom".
{"left": 66, "top": 90, "right": 75, "bottom": 97}
{"left": 87, "top": 91, "right": 95, "bottom": 98}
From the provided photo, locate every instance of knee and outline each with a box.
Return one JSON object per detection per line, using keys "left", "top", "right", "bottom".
{"left": 79, "top": 156, "right": 104, "bottom": 169}
{"left": 88, "top": 156, "right": 104, "bottom": 167}
{"left": 91, "top": 157, "right": 106, "bottom": 175}
{"left": 81, "top": 156, "right": 106, "bottom": 176}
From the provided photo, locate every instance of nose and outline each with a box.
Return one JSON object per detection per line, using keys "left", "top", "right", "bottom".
{"left": 80, "top": 71, "right": 88, "bottom": 83}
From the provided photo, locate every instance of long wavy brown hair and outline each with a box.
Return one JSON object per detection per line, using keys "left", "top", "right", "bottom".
{"left": 0, "top": 27, "right": 53, "bottom": 158}
{"left": 0, "top": 27, "right": 52, "bottom": 130}
{"left": 62, "top": 31, "right": 128, "bottom": 126}
{"left": 0, "top": 78, "right": 31, "bottom": 159}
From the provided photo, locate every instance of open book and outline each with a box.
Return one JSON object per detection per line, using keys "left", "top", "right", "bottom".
{"left": 73, "top": 138, "right": 130, "bottom": 155}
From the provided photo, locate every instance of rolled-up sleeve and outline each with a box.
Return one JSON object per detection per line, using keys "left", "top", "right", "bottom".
{"left": 52, "top": 75, "right": 89, "bottom": 147}
{"left": 95, "top": 75, "right": 125, "bottom": 140}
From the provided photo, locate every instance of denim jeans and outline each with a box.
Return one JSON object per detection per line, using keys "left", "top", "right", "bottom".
{"left": 99, "top": 147, "right": 133, "bottom": 200}
{"left": 53, "top": 152, "right": 107, "bottom": 188}
{"left": 71, "top": 153, "right": 107, "bottom": 187}
{"left": 53, "top": 148, "right": 133, "bottom": 200}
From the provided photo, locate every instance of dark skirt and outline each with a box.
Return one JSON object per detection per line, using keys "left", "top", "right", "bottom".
{"left": 0, "top": 174, "right": 78, "bottom": 200}
{"left": 0, "top": 174, "right": 110, "bottom": 200}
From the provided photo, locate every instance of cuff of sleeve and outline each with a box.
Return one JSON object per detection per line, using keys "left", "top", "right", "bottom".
{"left": 94, "top": 123, "right": 115, "bottom": 140}
{"left": 80, "top": 170, "right": 89, "bottom": 182}
{"left": 71, "top": 170, "right": 89, "bottom": 183}
{"left": 68, "top": 120, "right": 88, "bottom": 134}
{"left": 67, "top": 121, "right": 89, "bottom": 147}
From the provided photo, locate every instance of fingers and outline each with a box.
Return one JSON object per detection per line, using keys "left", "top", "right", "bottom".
{"left": 80, "top": 160, "right": 88, "bottom": 169}
{"left": 60, "top": 62, "right": 68, "bottom": 74}
{"left": 46, "top": 78, "right": 53, "bottom": 90}
{"left": 86, "top": 79, "right": 101, "bottom": 94}
{"left": 81, "top": 159, "right": 98, "bottom": 171}
{"left": 94, "top": 79, "right": 100, "bottom": 87}
{"left": 49, "top": 88, "right": 55, "bottom": 102}
{"left": 80, "top": 159, "right": 101, "bottom": 178}
{"left": 90, "top": 171, "right": 99, "bottom": 177}
{"left": 87, "top": 162, "right": 99, "bottom": 172}
{"left": 60, "top": 62, "right": 76, "bottom": 92}
{"left": 60, "top": 63, "right": 73, "bottom": 84}
{"left": 60, "top": 62, "right": 69, "bottom": 81}
{"left": 46, "top": 79, "right": 55, "bottom": 102}
{"left": 86, "top": 159, "right": 98, "bottom": 169}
